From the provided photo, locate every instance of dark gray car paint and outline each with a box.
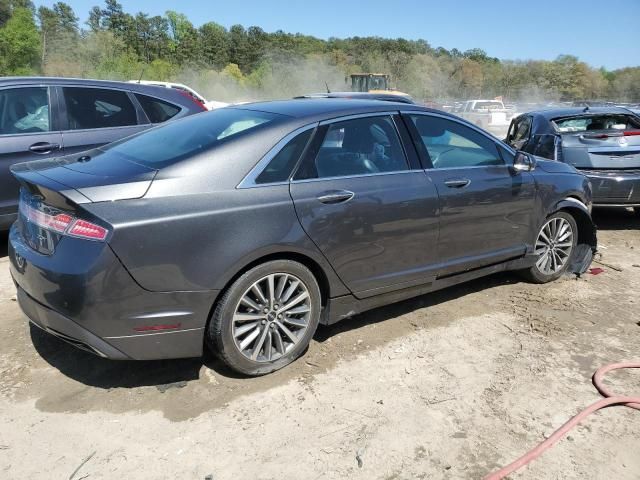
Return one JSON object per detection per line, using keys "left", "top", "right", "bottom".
{"left": 0, "top": 77, "right": 204, "bottom": 229}
{"left": 290, "top": 170, "right": 440, "bottom": 297}
{"left": 8, "top": 99, "right": 597, "bottom": 360}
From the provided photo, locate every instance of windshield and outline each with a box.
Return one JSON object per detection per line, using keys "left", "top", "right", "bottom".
{"left": 99, "top": 108, "right": 283, "bottom": 168}
{"left": 553, "top": 114, "right": 640, "bottom": 132}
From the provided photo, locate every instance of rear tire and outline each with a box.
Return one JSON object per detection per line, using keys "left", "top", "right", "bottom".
{"left": 520, "top": 211, "right": 578, "bottom": 284}
{"left": 207, "top": 260, "right": 321, "bottom": 376}
{"left": 634, "top": 207, "right": 640, "bottom": 217}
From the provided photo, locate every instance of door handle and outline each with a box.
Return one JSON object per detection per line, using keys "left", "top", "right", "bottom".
{"left": 317, "top": 190, "right": 355, "bottom": 204}
{"left": 444, "top": 178, "right": 471, "bottom": 189}
{"left": 29, "top": 142, "right": 61, "bottom": 154}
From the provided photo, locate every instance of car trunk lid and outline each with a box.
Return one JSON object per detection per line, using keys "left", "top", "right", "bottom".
{"left": 11, "top": 152, "right": 157, "bottom": 255}
{"left": 562, "top": 130, "right": 640, "bottom": 170}
{"left": 10, "top": 150, "right": 158, "bottom": 203}
{"left": 560, "top": 130, "right": 640, "bottom": 169}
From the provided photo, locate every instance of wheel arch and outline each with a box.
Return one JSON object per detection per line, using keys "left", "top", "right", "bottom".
{"left": 552, "top": 197, "right": 597, "bottom": 250}
{"left": 224, "top": 251, "right": 332, "bottom": 306}
{"left": 206, "top": 246, "right": 341, "bottom": 322}
{"left": 551, "top": 197, "right": 597, "bottom": 274}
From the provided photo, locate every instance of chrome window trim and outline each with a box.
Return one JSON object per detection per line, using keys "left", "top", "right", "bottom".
{"left": 238, "top": 111, "right": 410, "bottom": 188}
{"left": 237, "top": 122, "right": 319, "bottom": 189}
{"left": 291, "top": 169, "right": 424, "bottom": 184}
{"left": 422, "top": 164, "right": 511, "bottom": 172}
{"left": 402, "top": 110, "right": 517, "bottom": 158}
{"left": 318, "top": 110, "right": 400, "bottom": 126}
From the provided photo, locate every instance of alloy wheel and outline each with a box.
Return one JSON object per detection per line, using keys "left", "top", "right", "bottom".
{"left": 534, "top": 217, "right": 574, "bottom": 275}
{"left": 232, "top": 273, "right": 312, "bottom": 362}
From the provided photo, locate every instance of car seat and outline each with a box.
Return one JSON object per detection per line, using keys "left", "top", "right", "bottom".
{"left": 316, "top": 124, "right": 380, "bottom": 177}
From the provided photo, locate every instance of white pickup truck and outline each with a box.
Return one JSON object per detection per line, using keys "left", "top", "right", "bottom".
{"left": 458, "top": 99, "right": 512, "bottom": 137}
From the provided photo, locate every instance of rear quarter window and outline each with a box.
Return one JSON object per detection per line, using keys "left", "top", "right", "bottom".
{"left": 135, "top": 94, "right": 181, "bottom": 123}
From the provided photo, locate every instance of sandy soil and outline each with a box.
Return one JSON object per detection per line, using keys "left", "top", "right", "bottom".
{"left": 0, "top": 209, "right": 638, "bottom": 480}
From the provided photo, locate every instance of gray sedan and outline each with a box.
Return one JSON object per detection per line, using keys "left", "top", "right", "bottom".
{"left": 8, "top": 99, "right": 596, "bottom": 375}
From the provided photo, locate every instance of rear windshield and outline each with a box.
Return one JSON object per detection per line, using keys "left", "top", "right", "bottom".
{"left": 99, "top": 108, "right": 282, "bottom": 168}
{"left": 553, "top": 114, "right": 640, "bottom": 133}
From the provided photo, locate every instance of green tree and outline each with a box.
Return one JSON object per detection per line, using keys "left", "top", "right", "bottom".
{"left": 166, "top": 10, "right": 198, "bottom": 65}
{"left": 0, "top": 6, "right": 40, "bottom": 74}
{"left": 199, "top": 21, "right": 229, "bottom": 69}
{"left": 87, "top": 5, "right": 102, "bottom": 31}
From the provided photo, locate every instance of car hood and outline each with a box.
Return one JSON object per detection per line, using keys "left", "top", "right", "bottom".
{"left": 10, "top": 150, "right": 158, "bottom": 203}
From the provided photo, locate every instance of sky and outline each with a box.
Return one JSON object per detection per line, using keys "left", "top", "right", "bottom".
{"left": 36, "top": 0, "right": 640, "bottom": 70}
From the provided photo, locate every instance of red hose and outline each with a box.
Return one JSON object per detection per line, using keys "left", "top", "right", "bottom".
{"left": 484, "top": 362, "right": 640, "bottom": 480}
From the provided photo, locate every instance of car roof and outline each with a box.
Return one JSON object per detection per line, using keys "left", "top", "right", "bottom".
{"left": 0, "top": 76, "right": 187, "bottom": 96}
{"left": 296, "top": 92, "right": 416, "bottom": 104}
{"left": 0, "top": 76, "right": 202, "bottom": 111}
{"left": 230, "top": 98, "right": 433, "bottom": 123}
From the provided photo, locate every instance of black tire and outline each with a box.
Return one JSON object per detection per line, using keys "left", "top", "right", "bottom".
{"left": 207, "top": 260, "right": 321, "bottom": 376}
{"left": 634, "top": 207, "right": 640, "bottom": 217}
{"left": 520, "top": 211, "right": 578, "bottom": 284}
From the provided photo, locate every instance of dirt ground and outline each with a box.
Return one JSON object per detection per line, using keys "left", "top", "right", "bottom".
{"left": 0, "top": 209, "right": 638, "bottom": 480}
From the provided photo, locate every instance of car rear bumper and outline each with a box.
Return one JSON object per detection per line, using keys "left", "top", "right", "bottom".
{"left": 9, "top": 223, "right": 217, "bottom": 360}
{"left": 582, "top": 169, "right": 640, "bottom": 206}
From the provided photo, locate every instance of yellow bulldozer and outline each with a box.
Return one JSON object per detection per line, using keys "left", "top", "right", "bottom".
{"left": 350, "top": 73, "right": 409, "bottom": 97}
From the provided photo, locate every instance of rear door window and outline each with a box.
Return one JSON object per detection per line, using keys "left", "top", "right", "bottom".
{"left": 0, "top": 87, "right": 50, "bottom": 135}
{"left": 409, "top": 115, "right": 503, "bottom": 168}
{"left": 62, "top": 87, "right": 138, "bottom": 130}
{"left": 135, "top": 94, "right": 181, "bottom": 124}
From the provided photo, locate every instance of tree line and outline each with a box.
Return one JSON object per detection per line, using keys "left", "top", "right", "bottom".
{"left": 1, "top": 0, "right": 639, "bottom": 103}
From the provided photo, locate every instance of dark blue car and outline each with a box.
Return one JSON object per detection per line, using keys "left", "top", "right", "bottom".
{"left": 506, "top": 107, "right": 640, "bottom": 213}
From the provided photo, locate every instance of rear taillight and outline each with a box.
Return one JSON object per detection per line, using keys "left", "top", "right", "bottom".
{"left": 20, "top": 201, "right": 109, "bottom": 242}
{"left": 584, "top": 130, "right": 640, "bottom": 139}
{"left": 176, "top": 90, "right": 208, "bottom": 111}
{"left": 67, "top": 219, "right": 108, "bottom": 241}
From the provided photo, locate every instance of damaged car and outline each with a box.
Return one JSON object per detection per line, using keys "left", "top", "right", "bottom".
{"left": 9, "top": 99, "right": 596, "bottom": 375}
{"left": 506, "top": 107, "right": 640, "bottom": 213}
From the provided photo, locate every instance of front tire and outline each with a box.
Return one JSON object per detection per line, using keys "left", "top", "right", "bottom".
{"left": 520, "top": 211, "right": 578, "bottom": 284}
{"left": 207, "top": 260, "right": 321, "bottom": 376}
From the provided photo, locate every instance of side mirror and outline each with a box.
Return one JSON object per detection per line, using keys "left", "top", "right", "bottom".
{"left": 512, "top": 151, "right": 536, "bottom": 173}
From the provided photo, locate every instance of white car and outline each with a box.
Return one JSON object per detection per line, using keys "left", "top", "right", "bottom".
{"left": 129, "top": 80, "right": 228, "bottom": 111}
{"left": 458, "top": 99, "right": 513, "bottom": 137}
